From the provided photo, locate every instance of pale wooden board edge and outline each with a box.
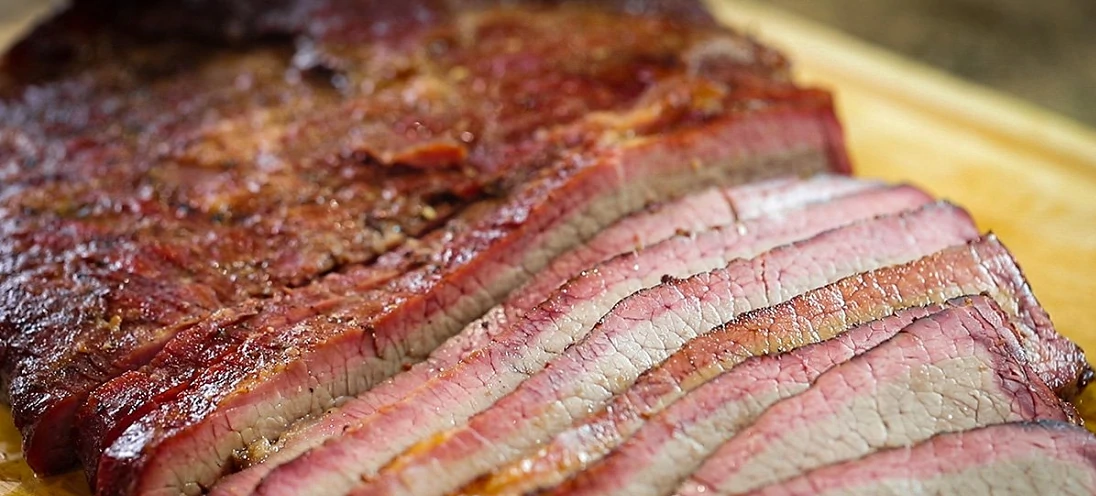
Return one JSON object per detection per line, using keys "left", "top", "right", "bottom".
{"left": 0, "top": 0, "right": 64, "bottom": 53}
{"left": 708, "top": 0, "right": 1096, "bottom": 169}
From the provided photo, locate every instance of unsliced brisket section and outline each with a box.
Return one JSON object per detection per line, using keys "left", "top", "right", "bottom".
{"left": 0, "top": 41, "right": 465, "bottom": 474}
{"left": 746, "top": 421, "right": 1096, "bottom": 496}
{"left": 678, "top": 297, "right": 1075, "bottom": 496}
{"left": 4, "top": 0, "right": 852, "bottom": 475}
{"left": 249, "top": 185, "right": 934, "bottom": 496}
{"left": 466, "top": 235, "right": 1075, "bottom": 495}
{"left": 212, "top": 175, "right": 878, "bottom": 496}
{"left": 338, "top": 203, "right": 978, "bottom": 496}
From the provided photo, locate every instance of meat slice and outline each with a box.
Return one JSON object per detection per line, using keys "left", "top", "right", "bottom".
{"left": 212, "top": 175, "right": 878, "bottom": 495}
{"left": 500, "top": 174, "right": 879, "bottom": 327}
{"left": 467, "top": 232, "right": 1080, "bottom": 495}
{"left": 248, "top": 187, "right": 939, "bottom": 496}
{"left": 677, "top": 297, "right": 1076, "bottom": 496}
{"left": 321, "top": 203, "right": 978, "bottom": 496}
{"left": 745, "top": 421, "right": 1096, "bottom": 496}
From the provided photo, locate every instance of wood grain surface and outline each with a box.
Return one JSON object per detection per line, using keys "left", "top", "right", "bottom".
{"left": 2, "top": 0, "right": 1095, "bottom": 494}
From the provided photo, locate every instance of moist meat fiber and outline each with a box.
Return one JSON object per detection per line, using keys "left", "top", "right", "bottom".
{"left": 677, "top": 297, "right": 1073, "bottom": 496}
{"left": 743, "top": 422, "right": 1096, "bottom": 496}
{"left": 556, "top": 296, "right": 1072, "bottom": 496}
{"left": 1, "top": 1, "right": 1093, "bottom": 495}
{"left": 547, "top": 305, "right": 946, "bottom": 496}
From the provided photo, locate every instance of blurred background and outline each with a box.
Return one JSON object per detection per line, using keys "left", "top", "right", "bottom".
{"left": 0, "top": 0, "right": 1094, "bottom": 126}
{"left": 761, "top": 0, "right": 1096, "bottom": 126}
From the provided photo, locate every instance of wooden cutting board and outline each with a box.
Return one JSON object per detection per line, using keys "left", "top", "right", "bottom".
{"left": 2, "top": 1, "right": 1095, "bottom": 494}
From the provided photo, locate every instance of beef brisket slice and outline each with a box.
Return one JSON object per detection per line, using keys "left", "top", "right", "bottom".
{"left": 2, "top": 0, "right": 849, "bottom": 477}
{"left": 468, "top": 234, "right": 1077, "bottom": 495}
{"left": 747, "top": 421, "right": 1096, "bottom": 496}
{"left": 549, "top": 305, "right": 944, "bottom": 496}
{"left": 499, "top": 174, "right": 879, "bottom": 328}
{"left": 332, "top": 203, "right": 977, "bottom": 496}
{"left": 212, "top": 175, "right": 879, "bottom": 496}
{"left": 679, "top": 297, "right": 1074, "bottom": 496}
{"left": 243, "top": 185, "right": 933, "bottom": 496}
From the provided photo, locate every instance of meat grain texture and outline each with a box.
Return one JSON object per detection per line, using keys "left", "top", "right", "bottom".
{"left": 742, "top": 421, "right": 1096, "bottom": 496}
{"left": 677, "top": 297, "right": 1075, "bottom": 495}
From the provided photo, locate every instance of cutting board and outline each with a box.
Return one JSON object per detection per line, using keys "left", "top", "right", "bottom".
{"left": 3, "top": 1, "right": 1096, "bottom": 494}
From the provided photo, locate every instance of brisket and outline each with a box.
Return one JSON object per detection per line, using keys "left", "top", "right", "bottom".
{"left": 7, "top": 4, "right": 1087, "bottom": 496}
{"left": 212, "top": 175, "right": 879, "bottom": 495}
{"left": 2, "top": 0, "right": 850, "bottom": 479}
{"left": 549, "top": 305, "right": 944, "bottom": 496}
{"left": 500, "top": 174, "right": 879, "bottom": 327}
{"left": 679, "top": 297, "right": 1075, "bottom": 496}
{"left": 336, "top": 203, "right": 979, "bottom": 496}
{"left": 466, "top": 235, "right": 1081, "bottom": 495}
{"left": 249, "top": 187, "right": 935, "bottom": 496}
{"left": 745, "top": 421, "right": 1096, "bottom": 496}
{"left": 0, "top": 40, "right": 446, "bottom": 473}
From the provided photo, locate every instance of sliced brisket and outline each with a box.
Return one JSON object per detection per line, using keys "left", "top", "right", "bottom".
{"left": 3, "top": 0, "right": 843, "bottom": 475}
{"left": 242, "top": 185, "right": 932, "bottom": 496}
{"left": 1, "top": 0, "right": 851, "bottom": 482}
{"left": 548, "top": 304, "right": 944, "bottom": 496}
{"left": 678, "top": 297, "right": 1075, "bottom": 496}
{"left": 6, "top": 4, "right": 1086, "bottom": 496}
{"left": 334, "top": 203, "right": 978, "bottom": 496}
{"left": 212, "top": 175, "right": 878, "bottom": 495}
{"left": 466, "top": 235, "right": 1078, "bottom": 495}
{"left": 746, "top": 421, "right": 1096, "bottom": 496}
{"left": 500, "top": 174, "right": 879, "bottom": 327}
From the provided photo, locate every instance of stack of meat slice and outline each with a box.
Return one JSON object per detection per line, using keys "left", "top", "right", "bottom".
{"left": 469, "top": 243, "right": 1089, "bottom": 496}
{"left": 247, "top": 191, "right": 1087, "bottom": 496}
{"left": 1, "top": 1, "right": 1094, "bottom": 496}
{"left": 201, "top": 175, "right": 1092, "bottom": 496}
